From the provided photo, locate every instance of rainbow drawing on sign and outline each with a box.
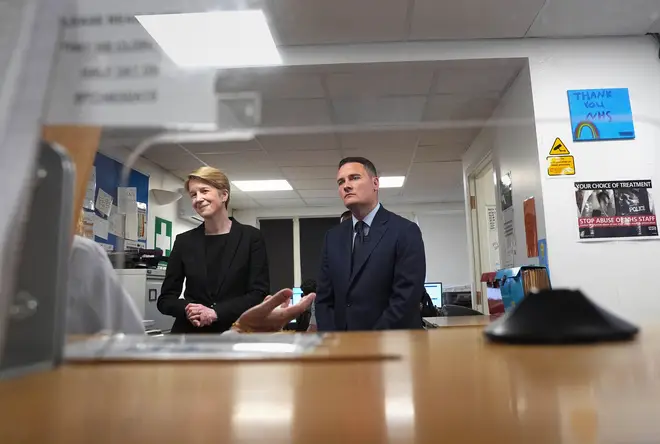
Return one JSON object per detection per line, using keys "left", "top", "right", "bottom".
{"left": 573, "top": 121, "right": 600, "bottom": 141}
{"left": 567, "top": 88, "right": 635, "bottom": 142}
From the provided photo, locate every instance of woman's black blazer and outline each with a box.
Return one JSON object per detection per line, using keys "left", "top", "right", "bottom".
{"left": 157, "top": 219, "right": 269, "bottom": 333}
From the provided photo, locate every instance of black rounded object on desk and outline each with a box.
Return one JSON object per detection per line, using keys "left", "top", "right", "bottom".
{"left": 483, "top": 289, "right": 639, "bottom": 344}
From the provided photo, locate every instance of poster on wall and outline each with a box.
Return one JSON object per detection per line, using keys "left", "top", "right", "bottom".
{"left": 500, "top": 172, "right": 513, "bottom": 211}
{"left": 567, "top": 88, "right": 635, "bottom": 141}
{"left": 575, "top": 180, "right": 658, "bottom": 240}
{"left": 500, "top": 172, "right": 515, "bottom": 266}
{"left": 523, "top": 197, "right": 538, "bottom": 257}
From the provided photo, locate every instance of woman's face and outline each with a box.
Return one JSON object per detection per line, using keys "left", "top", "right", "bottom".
{"left": 188, "top": 179, "right": 227, "bottom": 219}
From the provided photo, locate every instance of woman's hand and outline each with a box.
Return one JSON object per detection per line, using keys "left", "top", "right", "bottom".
{"left": 185, "top": 303, "right": 217, "bottom": 327}
{"left": 233, "top": 288, "right": 315, "bottom": 333}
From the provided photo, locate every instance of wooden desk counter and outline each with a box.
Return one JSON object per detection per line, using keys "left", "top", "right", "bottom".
{"left": 2, "top": 327, "right": 660, "bottom": 443}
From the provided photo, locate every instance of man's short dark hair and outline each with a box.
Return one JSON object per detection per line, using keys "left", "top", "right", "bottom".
{"left": 300, "top": 279, "right": 317, "bottom": 296}
{"left": 340, "top": 210, "right": 352, "bottom": 222}
{"left": 338, "top": 157, "right": 378, "bottom": 177}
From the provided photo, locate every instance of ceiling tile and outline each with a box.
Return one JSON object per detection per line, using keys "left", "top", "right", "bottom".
{"left": 342, "top": 148, "right": 414, "bottom": 170}
{"left": 281, "top": 166, "right": 337, "bottom": 180}
{"left": 303, "top": 198, "right": 342, "bottom": 207}
{"left": 273, "top": 150, "right": 342, "bottom": 167}
{"left": 245, "top": 190, "right": 300, "bottom": 200}
{"left": 340, "top": 130, "right": 419, "bottom": 149}
{"left": 298, "top": 189, "right": 338, "bottom": 198}
{"left": 410, "top": 0, "right": 546, "bottom": 39}
{"left": 290, "top": 178, "right": 339, "bottom": 190}
{"left": 528, "top": 0, "right": 660, "bottom": 37}
{"left": 142, "top": 143, "right": 185, "bottom": 160}
{"left": 215, "top": 69, "right": 325, "bottom": 100}
{"left": 414, "top": 144, "right": 467, "bottom": 162}
{"left": 181, "top": 139, "right": 262, "bottom": 155}
{"left": 266, "top": 0, "right": 409, "bottom": 45}
{"left": 196, "top": 151, "right": 272, "bottom": 168}
{"left": 220, "top": 168, "right": 284, "bottom": 180}
{"left": 332, "top": 96, "right": 427, "bottom": 126}
{"left": 325, "top": 68, "right": 435, "bottom": 98}
{"left": 258, "top": 133, "right": 339, "bottom": 152}
{"left": 424, "top": 94, "right": 499, "bottom": 124}
{"left": 435, "top": 62, "right": 521, "bottom": 94}
{"left": 417, "top": 128, "right": 480, "bottom": 146}
{"left": 261, "top": 99, "right": 332, "bottom": 128}
{"left": 253, "top": 197, "right": 305, "bottom": 208}
{"left": 100, "top": 127, "right": 163, "bottom": 147}
{"left": 144, "top": 150, "right": 204, "bottom": 171}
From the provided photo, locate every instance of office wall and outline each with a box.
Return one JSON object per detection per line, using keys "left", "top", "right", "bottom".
{"left": 417, "top": 213, "right": 470, "bottom": 287}
{"left": 528, "top": 38, "right": 660, "bottom": 323}
{"left": 97, "top": 145, "right": 198, "bottom": 248}
{"left": 464, "top": 66, "right": 545, "bottom": 269}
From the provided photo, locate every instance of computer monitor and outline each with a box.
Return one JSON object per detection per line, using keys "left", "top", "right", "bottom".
{"left": 287, "top": 287, "right": 304, "bottom": 324}
{"left": 424, "top": 282, "right": 443, "bottom": 307}
{"left": 292, "top": 287, "right": 303, "bottom": 305}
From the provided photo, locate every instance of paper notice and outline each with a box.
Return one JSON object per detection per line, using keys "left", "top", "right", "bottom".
{"left": 98, "top": 243, "right": 114, "bottom": 252}
{"left": 93, "top": 218, "right": 109, "bottom": 240}
{"left": 82, "top": 212, "right": 95, "bottom": 239}
{"left": 125, "top": 212, "right": 138, "bottom": 241}
{"left": 95, "top": 188, "right": 113, "bottom": 216}
{"left": 125, "top": 240, "right": 146, "bottom": 250}
{"left": 109, "top": 207, "right": 125, "bottom": 237}
{"left": 118, "top": 187, "right": 137, "bottom": 215}
{"left": 83, "top": 166, "right": 96, "bottom": 210}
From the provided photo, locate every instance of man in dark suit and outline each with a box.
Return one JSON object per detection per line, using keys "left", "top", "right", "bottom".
{"left": 315, "top": 157, "right": 426, "bottom": 331}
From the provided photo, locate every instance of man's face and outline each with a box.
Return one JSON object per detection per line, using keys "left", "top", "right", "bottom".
{"left": 336, "top": 162, "right": 379, "bottom": 209}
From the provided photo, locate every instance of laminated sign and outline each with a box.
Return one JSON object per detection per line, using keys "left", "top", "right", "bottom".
{"left": 575, "top": 180, "right": 658, "bottom": 240}
{"left": 546, "top": 138, "right": 575, "bottom": 177}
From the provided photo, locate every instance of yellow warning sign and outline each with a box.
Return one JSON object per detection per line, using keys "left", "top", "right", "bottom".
{"left": 549, "top": 137, "right": 570, "bottom": 156}
{"left": 547, "top": 155, "right": 575, "bottom": 176}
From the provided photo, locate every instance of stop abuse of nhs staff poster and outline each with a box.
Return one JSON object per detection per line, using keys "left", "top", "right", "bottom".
{"left": 575, "top": 180, "right": 658, "bottom": 240}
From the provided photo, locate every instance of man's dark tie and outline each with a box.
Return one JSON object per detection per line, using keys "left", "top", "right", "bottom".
{"left": 351, "top": 221, "right": 367, "bottom": 274}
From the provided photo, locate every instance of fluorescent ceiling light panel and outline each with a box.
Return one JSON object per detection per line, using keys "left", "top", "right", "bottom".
{"left": 232, "top": 180, "right": 292, "bottom": 192}
{"left": 379, "top": 176, "right": 406, "bottom": 188}
{"left": 136, "top": 10, "right": 281, "bottom": 68}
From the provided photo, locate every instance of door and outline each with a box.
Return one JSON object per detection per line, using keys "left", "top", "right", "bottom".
{"left": 470, "top": 163, "right": 499, "bottom": 314}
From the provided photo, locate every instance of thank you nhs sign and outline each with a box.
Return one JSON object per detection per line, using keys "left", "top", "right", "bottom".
{"left": 567, "top": 88, "right": 635, "bottom": 142}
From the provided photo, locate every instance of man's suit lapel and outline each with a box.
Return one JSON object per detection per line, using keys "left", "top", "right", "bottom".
{"left": 215, "top": 218, "right": 242, "bottom": 297}
{"left": 349, "top": 207, "right": 389, "bottom": 285}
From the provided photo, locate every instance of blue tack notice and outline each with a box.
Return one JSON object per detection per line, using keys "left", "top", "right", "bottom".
{"left": 567, "top": 88, "right": 635, "bottom": 142}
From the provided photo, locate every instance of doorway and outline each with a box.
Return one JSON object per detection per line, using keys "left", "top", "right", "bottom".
{"left": 468, "top": 160, "right": 500, "bottom": 314}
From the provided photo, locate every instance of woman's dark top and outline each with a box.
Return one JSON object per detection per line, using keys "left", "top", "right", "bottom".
{"left": 157, "top": 219, "right": 270, "bottom": 334}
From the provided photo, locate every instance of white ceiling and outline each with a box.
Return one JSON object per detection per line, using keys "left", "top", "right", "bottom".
{"left": 101, "top": 59, "right": 526, "bottom": 210}
{"left": 255, "top": 0, "right": 660, "bottom": 45}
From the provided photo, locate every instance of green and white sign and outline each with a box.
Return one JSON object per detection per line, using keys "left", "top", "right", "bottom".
{"left": 154, "top": 217, "right": 173, "bottom": 256}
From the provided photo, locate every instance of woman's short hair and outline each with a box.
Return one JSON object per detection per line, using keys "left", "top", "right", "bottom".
{"left": 185, "top": 166, "right": 231, "bottom": 209}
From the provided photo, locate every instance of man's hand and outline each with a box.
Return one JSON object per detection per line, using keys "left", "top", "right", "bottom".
{"left": 233, "top": 288, "right": 315, "bottom": 333}
{"left": 185, "top": 303, "right": 217, "bottom": 327}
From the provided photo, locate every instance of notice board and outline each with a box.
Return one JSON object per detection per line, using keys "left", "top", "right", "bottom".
{"left": 83, "top": 152, "right": 149, "bottom": 251}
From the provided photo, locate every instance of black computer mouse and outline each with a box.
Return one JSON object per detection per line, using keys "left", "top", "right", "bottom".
{"left": 484, "top": 288, "right": 639, "bottom": 344}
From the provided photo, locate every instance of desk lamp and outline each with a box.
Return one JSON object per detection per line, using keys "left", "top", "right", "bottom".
{"left": 484, "top": 288, "right": 639, "bottom": 344}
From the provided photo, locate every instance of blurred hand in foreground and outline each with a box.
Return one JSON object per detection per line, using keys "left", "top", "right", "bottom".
{"left": 232, "top": 288, "right": 315, "bottom": 333}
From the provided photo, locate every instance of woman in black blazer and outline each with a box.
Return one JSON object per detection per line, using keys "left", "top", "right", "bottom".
{"left": 157, "top": 166, "right": 269, "bottom": 333}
